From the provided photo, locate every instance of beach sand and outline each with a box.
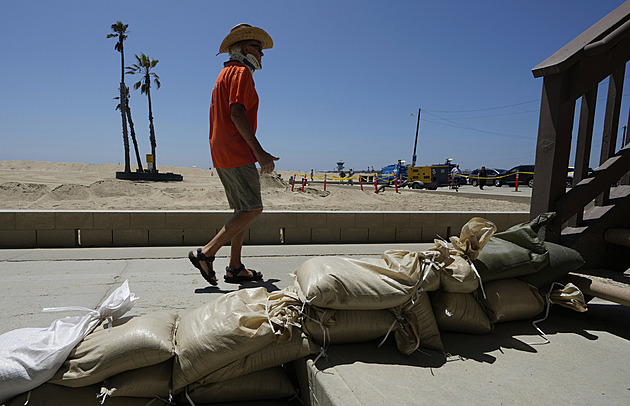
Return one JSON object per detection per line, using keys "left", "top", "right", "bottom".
{"left": 0, "top": 161, "right": 529, "bottom": 212}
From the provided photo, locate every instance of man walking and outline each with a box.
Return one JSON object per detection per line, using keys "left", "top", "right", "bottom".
{"left": 188, "top": 24, "right": 278, "bottom": 285}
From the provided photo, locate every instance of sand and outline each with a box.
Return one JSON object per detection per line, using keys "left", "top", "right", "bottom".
{"left": 0, "top": 161, "right": 530, "bottom": 211}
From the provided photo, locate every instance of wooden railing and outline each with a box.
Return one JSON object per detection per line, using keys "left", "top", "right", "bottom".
{"left": 529, "top": 1, "right": 630, "bottom": 253}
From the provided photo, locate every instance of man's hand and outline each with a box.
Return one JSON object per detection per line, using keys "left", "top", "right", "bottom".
{"left": 256, "top": 150, "right": 279, "bottom": 174}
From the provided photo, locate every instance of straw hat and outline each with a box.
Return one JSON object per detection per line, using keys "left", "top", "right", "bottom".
{"left": 218, "top": 23, "right": 273, "bottom": 54}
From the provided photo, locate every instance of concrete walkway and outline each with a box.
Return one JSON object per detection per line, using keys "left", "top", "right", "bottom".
{"left": 1, "top": 244, "right": 629, "bottom": 405}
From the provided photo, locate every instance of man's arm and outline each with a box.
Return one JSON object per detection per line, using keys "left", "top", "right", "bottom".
{"left": 230, "top": 103, "right": 279, "bottom": 174}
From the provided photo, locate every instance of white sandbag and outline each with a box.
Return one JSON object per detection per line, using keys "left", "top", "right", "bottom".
{"left": 302, "top": 308, "right": 396, "bottom": 345}
{"left": 50, "top": 311, "right": 178, "bottom": 387}
{"left": 430, "top": 291, "right": 493, "bottom": 334}
{"left": 194, "top": 332, "right": 317, "bottom": 385}
{"left": 101, "top": 359, "right": 173, "bottom": 398}
{"left": 392, "top": 291, "right": 443, "bottom": 354}
{"left": 177, "top": 367, "right": 297, "bottom": 404}
{"left": 0, "top": 280, "right": 137, "bottom": 403}
{"left": 6, "top": 383, "right": 157, "bottom": 406}
{"left": 482, "top": 279, "right": 545, "bottom": 323}
{"left": 293, "top": 256, "right": 423, "bottom": 310}
{"left": 173, "top": 287, "right": 301, "bottom": 391}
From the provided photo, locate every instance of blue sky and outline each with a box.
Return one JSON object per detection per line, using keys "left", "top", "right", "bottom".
{"left": 0, "top": 0, "right": 627, "bottom": 173}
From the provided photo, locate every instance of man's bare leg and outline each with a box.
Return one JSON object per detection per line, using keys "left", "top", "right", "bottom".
{"left": 194, "top": 209, "right": 262, "bottom": 281}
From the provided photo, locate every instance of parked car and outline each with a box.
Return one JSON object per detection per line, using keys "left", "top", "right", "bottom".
{"left": 468, "top": 168, "right": 505, "bottom": 187}
{"left": 566, "top": 167, "right": 594, "bottom": 188}
{"left": 494, "top": 165, "right": 535, "bottom": 188}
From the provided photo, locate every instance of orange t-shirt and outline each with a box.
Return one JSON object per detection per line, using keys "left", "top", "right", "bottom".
{"left": 209, "top": 62, "right": 259, "bottom": 168}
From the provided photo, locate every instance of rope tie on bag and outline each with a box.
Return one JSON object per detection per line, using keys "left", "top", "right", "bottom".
{"left": 467, "top": 258, "right": 486, "bottom": 300}
{"left": 524, "top": 282, "right": 566, "bottom": 345}
{"left": 22, "top": 390, "right": 31, "bottom": 405}
{"left": 184, "top": 386, "right": 196, "bottom": 406}
{"left": 96, "top": 389, "right": 107, "bottom": 404}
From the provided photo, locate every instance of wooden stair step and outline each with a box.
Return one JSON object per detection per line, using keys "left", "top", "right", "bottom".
{"left": 605, "top": 228, "right": 630, "bottom": 247}
{"left": 563, "top": 268, "right": 630, "bottom": 307}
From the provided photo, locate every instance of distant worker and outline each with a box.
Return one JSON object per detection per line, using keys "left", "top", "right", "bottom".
{"left": 188, "top": 23, "right": 277, "bottom": 286}
{"left": 310, "top": 169, "right": 314, "bottom": 181}
{"left": 451, "top": 164, "right": 461, "bottom": 191}
{"left": 479, "top": 166, "right": 487, "bottom": 190}
{"left": 348, "top": 168, "right": 354, "bottom": 186}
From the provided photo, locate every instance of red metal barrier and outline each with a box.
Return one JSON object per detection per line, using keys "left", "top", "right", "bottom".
{"left": 515, "top": 171, "right": 520, "bottom": 192}
{"left": 301, "top": 176, "right": 306, "bottom": 192}
{"left": 394, "top": 178, "right": 399, "bottom": 193}
{"left": 324, "top": 174, "right": 327, "bottom": 191}
{"left": 291, "top": 174, "right": 296, "bottom": 191}
{"left": 360, "top": 176, "right": 363, "bottom": 191}
{"left": 374, "top": 177, "right": 378, "bottom": 194}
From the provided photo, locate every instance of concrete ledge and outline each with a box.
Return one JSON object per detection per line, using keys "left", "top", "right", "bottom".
{"left": 0, "top": 210, "right": 530, "bottom": 248}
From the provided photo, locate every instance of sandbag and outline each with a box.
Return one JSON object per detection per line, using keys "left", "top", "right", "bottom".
{"left": 383, "top": 249, "right": 441, "bottom": 292}
{"left": 440, "top": 255, "right": 479, "bottom": 293}
{"left": 392, "top": 291, "right": 443, "bottom": 353}
{"left": 473, "top": 213, "right": 556, "bottom": 283}
{"left": 430, "top": 291, "right": 493, "bottom": 334}
{"left": 473, "top": 237, "right": 540, "bottom": 282}
{"left": 0, "top": 280, "right": 137, "bottom": 403}
{"left": 302, "top": 308, "right": 396, "bottom": 345}
{"left": 519, "top": 242, "right": 585, "bottom": 289}
{"left": 101, "top": 359, "right": 172, "bottom": 398}
{"left": 173, "top": 287, "right": 300, "bottom": 391}
{"left": 6, "top": 383, "right": 159, "bottom": 406}
{"left": 549, "top": 283, "right": 588, "bottom": 312}
{"left": 196, "top": 332, "right": 317, "bottom": 385}
{"left": 293, "top": 256, "right": 422, "bottom": 310}
{"left": 176, "top": 367, "right": 297, "bottom": 404}
{"left": 449, "top": 217, "right": 496, "bottom": 261}
{"left": 50, "top": 311, "right": 177, "bottom": 388}
{"left": 482, "top": 279, "right": 545, "bottom": 323}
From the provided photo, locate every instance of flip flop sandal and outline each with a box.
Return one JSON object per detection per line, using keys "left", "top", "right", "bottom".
{"left": 188, "top": 248, "right": 218, "bottom": 286}
{"left": 224, "top": 264, "right": 263, "bottom": 283}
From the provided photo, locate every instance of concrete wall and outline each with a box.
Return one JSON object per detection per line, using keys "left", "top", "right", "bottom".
{"left": 0, "top": 210, "right": 530, "bottom": 248}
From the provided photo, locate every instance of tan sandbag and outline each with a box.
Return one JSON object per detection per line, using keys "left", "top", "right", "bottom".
{"left": 302, "top": 308, "right": 396, "bottom": 345}
{"left": 482, "top": 279, "right": 545, "bottom": 323}
{"left": 382, "top": 250, "right": 441, "bottom": 291}
{"left": 293, "top": 256, "right": 422, "bottom": 310}
{"left": 172, "top": 287, "right": 301, "bottom": 391}
{"left": 49, "top": 311, "right": 178, "bottom": 387}
{"left": 7, "top": 383, "right": 158, "bottom": 406}
{"left": 430, "top": 291, "right": 493, "bottom": 334}
{"left": 197, "top": 332, "right": 317, "bottom": 385}
{"left": 392, "top": 291, "right": 443, "bottom": 354}
{"left": 440, "top": 255, "right": 479, "bottom": 293}
{"left": 549, "top": 282, "right": 587, "bottom": 312}
{"left": 176, "top": 367, "right": 297, "bottom": 404}
{"left": 449, "top": 217, "right": 496, "bottom": 261}
{"left": 101, "top": 359, "right": 172, "bottom": 398}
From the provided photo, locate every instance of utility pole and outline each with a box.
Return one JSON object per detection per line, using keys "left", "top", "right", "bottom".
{"left": 412, "top": 108, "right": 421, "bottom": 167}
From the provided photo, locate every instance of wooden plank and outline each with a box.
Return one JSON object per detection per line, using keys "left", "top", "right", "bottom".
{"left": 597, "top": 66, "right": 625, "bottom": 205}
{"left": 530, "top": 74, "right": 575, "bottom": 241}
{"left": 533, "top": 1, "right": 630, "bottom": 77}
{"left": 569, "top": 88, "right": 598, "bottom": 227}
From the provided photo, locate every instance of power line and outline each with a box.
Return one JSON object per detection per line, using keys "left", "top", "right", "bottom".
{"left": 423, "top": 111, "right": 536, "bottom": 140}
{"left": 425, "top": 99, "right": 540, "bottom": 113}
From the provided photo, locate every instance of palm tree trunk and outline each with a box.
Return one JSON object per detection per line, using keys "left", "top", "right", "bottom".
{"left": 119, "top": 39, "right": 131, "bottom": 173}
{"left": 125, "top": 105, "right": 143, "bottom": 172}
{"left": 146, "top": 86, "right": 157, "bottom": 173}
{"left": 120, "top": 82, "right": 131, "bottom": 173}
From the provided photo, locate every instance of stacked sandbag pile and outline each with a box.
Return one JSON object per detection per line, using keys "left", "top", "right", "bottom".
{"left": 294, "top": 214, "right": 588, "bottom": 356}
{"left": 4, "top": 213, "right": 588, "bottom": 405}
{"left": 6, "top": 287, "right": 316, "bottom": 405}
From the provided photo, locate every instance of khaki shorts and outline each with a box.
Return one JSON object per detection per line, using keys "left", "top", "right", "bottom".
{"left": 216, "top": 163, "right": 263, "bottom": 211}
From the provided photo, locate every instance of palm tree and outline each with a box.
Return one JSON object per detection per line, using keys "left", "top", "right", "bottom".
{"left": 127, "top": 53, "right": 160, "bottom": 173}
{"left": 107, "top": 21, "right": 131, "bottom": 173}
{"left": 114, "top": 86, "right": 143, "bottom": 172}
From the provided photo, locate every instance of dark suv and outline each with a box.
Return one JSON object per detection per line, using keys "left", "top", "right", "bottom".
{"left": 494, "top": 165, "right": 535, "bottom": 188}
{"left": 468, "top": 168, "right": 505, "bottom": 187}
